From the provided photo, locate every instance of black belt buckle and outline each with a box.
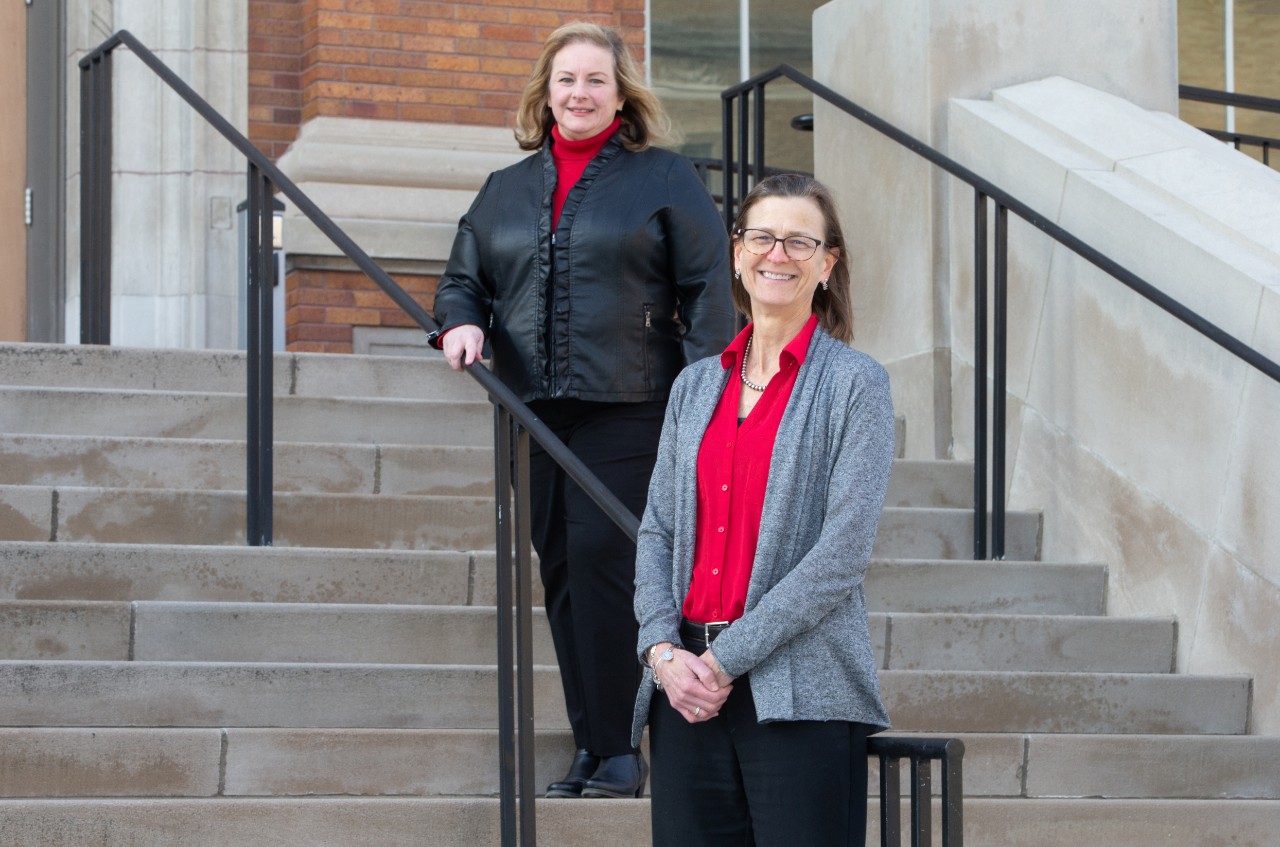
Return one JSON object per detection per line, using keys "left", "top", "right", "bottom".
{"left": 682, "top": 618, "right": 731, "bottom": 648}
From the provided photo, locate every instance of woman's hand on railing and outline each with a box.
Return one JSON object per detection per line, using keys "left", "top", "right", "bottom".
{"left": 442, "top": 324, "right": 485, "bottom": 371}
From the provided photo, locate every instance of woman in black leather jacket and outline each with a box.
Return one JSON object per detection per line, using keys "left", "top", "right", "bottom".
{"left": 430, "top": 21, "right": 734, "bottom": 800}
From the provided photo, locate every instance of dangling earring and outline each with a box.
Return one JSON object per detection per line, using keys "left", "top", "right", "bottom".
{"left": 734, "top": 269, "right": 741, "bottom": 280}
{"left": 821, "top": 278, "right": 829, "bottom": 291}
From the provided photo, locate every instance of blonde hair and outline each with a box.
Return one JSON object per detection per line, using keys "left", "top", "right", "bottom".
{"left": 514, "top": 22, "right": 670, "bottom": 152}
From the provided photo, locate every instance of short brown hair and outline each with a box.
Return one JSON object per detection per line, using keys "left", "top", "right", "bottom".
{"left": 514, "top": 22, "right": 670, "bottom": 152}
{"left": 730, "top": 174, "right": 854, "bottom": 344}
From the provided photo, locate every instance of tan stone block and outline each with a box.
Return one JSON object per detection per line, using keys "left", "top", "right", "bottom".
{"left": 1025, "top": 734, "right": 1280, "bottom": 799}
{"left": 0, "top": 728, "right": 222, "bottom": 797}
{"left": 0, "top": 486, "right": 50, "bottom": 542}
{"left": 0, "top": 601, "right": 130, "bottom": 660}
{"left": 223, "top": 728, "right": 579, "bottom": 796}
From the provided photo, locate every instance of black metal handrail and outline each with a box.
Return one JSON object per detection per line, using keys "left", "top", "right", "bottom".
{"left": 869, "top": 736, "right": 965, "bottom": 847}
{"left": 685, "top": 155, "right": 808, "bottom": 208}
{"left": 1179, "top": 84, "right": 1280, "bottom": 167}
{"left": 78, "top": 29, "right": 645, "bottom": 846}
{"left": 723, "top": 65, "right": 1280, "bottom": 562}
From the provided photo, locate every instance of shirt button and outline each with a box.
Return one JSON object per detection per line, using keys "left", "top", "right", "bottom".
{"left": 712, "top": 568, "right": 719, "bottom": 575}
{"left": 717, "top": 526, "right": 725, "bottom": 533}
{"left": 721, "top": 484, "right": 728, "bottom": 491}
{"left": 726, "top": 442, "right": 733, "bottom": 448}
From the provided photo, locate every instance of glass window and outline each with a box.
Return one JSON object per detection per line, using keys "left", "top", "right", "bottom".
{"left": 650, "top": 0, "right": 828, "bottom": 176}
{"left": 1178, "top": 0, "right": 1280, "bottom": 167}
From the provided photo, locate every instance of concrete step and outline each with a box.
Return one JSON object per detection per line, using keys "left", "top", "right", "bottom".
{"left": 864, "top": 559, "right": 1106, "bottom": 616}
{"left": 0, "top": 342, "right": 487, "bottom": 402}
{"left": 874, "top": 731, "right": 1280, "bottom": 802}
{"left": 0, "top": 728, "right": 580, "bottom": 799}
{"left": 882, "top": 611, "right": 1174, "bottom": 673}
{"left": 0, "top": 662, "right": 1248, "bottom": 734}
{"left": 884, "top": 669, "right": 1250, "bottom": 735}
{"left": 0, "top": 542, "right": 1104, "bottom": 614}
{"left": 0, "top": 486, "right": 495, "bottom": 550}
{"left": 0, "top": 542, "right": 479, "bottom": 605}
{"left": 0, "top": 601, "right": 1172, "bottom": 673}
{"left": 0, "top": 387, "right": 491, "bottom": 446}
{"left": 0, "top": 485, "right": 1040, "bottom": 558}
{"left": 958, "top": 798, "right": 1280, "bottom": 845}
{"left": 2, "top": 728, "right": 1274, "bottom": 801}
{"left": 874, "top": 506, "right": 1041, "bottom": 560}
{"left": 0, "top": 434, "right": 969, "bottom": 506}
{"left": 0, "top": 434, "right": 494, "bottom": 496}
{"left": 0, "top": 796, "right": 1274, "bottom": 847}
{"left": 884, "top": 458, "right": 973, "bottom": 508}
{"left": 125, "top": 603, "right": 559, "bottom": 665}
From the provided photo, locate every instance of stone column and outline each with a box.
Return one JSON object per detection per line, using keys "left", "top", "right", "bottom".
{"left": 811, "top": 0, "right": 1176, "bottom": 458}
{"left": 66, "top": 0, "right": 248, "bottom": 350}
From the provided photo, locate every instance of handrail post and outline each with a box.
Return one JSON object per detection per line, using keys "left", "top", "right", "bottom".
{"left": 992, "top": 205, "right": 1009, "bottom": 560}
{"left": 909, "top": 757, "right": 932, "bottom": 846}
{"left": 79, "top": 47, "right": 113, "bottom": 345}
{"left": 721, "top": 91, "right": 735, "bottom": 230}
{"left": 512, "top": 420, "right": 538, "bottom": 846}
{"left": 737, "top": 89, "right": 751, "bottom": 221}
{"left": 973, "top": 191, "right": 988, "bottom": 559}
{"left": 869, "top": 737, "right": 965, "bottom": 847}
{"left": 494, "top": 408, "right": 538, "bottom": 846}
{"left": 752, "top": 82, "right": 767, "bottom": 184}
{"left": 879, "top": 754, "right": 901, "bottom": 847}
{"left": 245, "top": 163, "right": 274, "bottom": 546}
{"left": 494, "top": 407, "right": 517, "bottom": 846}
{"left": 941, "top": 740, "right": 966, "bottom": 845}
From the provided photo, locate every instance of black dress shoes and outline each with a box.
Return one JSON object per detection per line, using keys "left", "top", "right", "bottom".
{"left": 580, "top": 751, "right": 647, "bottom": 798}
{"left": 545, "top": 748, "right": 600, "bottom": 798}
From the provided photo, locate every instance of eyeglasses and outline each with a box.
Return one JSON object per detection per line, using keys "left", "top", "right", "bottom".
{"left": 736, "top": 228, "right": 824, "bottom": 261}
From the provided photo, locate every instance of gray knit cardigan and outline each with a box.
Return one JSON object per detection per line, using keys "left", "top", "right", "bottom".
{"left": 631, "top": 327, "right": 895, "bottom": 746}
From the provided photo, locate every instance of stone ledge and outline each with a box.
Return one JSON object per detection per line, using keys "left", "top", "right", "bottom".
{"left": 276, "top": 118, "right": 527, "bottom": 265}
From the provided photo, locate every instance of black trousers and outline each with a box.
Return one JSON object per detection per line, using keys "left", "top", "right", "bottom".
{"left": 527, "top": 398, "right": 665, "bottom": 757}
{"left": 648, "top": 674, "right": 873, "bottom": 847}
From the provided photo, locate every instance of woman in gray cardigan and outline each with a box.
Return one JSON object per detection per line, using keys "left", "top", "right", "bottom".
{"left": 632, "top": 174, "right": 895, "bottom": 846}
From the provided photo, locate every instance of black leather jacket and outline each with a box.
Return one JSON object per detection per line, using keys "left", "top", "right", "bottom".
{"left": 430, "top": 134, "right": 735, "bottom": 402}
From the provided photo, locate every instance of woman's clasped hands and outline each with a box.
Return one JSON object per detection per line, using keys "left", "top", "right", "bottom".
{"left": 653, "top": 646, "right": 734, "bottom": 723}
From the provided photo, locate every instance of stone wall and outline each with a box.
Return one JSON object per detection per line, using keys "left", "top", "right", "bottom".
{"left": 813, "top": 0, "right": 1280, "bottom": 733}
{"left": 946, "top": 77, "right": 1280, "bottom": 734}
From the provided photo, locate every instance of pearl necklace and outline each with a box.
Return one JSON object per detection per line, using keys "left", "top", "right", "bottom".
{"left": 740, "top": 335, "right": 768, "bottom": 392}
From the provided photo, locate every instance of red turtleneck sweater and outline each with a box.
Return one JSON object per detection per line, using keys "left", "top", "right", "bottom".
{"left": 550, "top": 116, "right": 622, "bottom": 226}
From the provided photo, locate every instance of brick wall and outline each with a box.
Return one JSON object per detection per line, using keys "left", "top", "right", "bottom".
{"left": 297, "top": 0, "right": 644, "bottom": 126}
{"left": 249, "top": 0, "right": 646, "bottom": 156}
{"left": 286, "top": 267, "right": 437, "bottom": 354}
{"left": 249, "top": 1, "right": 304, "bottom": 162}
{"left": 248, "top": 0, "right": 646, "bottom": 353}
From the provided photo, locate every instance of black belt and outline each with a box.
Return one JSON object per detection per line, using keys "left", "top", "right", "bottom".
{"left": 680, "top": 617, "right": 731, "bottom": 652}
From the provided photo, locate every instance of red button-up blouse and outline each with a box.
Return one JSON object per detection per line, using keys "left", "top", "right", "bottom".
{"left": 682, "top": 314, "right": 819, "bottom": 624}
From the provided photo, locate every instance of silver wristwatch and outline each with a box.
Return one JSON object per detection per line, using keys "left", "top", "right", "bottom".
{"left": 652, "top": 647, "right": 675, "bottom": 690}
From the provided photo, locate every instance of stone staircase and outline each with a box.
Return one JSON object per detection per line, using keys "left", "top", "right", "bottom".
{"left": 0, "top": 342, "right": 1276, "bottom": 846}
